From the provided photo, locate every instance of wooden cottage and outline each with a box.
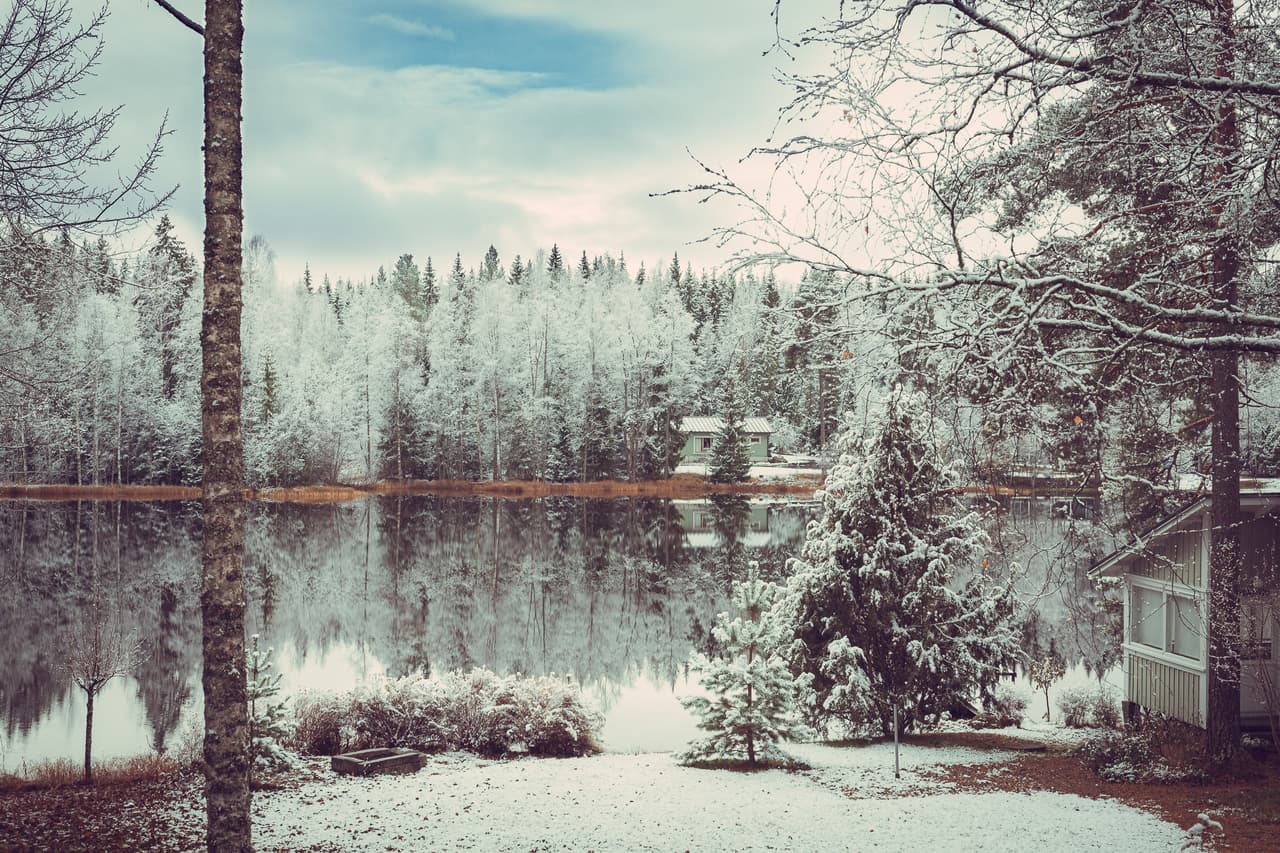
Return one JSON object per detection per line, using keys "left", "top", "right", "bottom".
{"left": 1091, "top": 487, "right": 1279, "bottom": 732}
{"left": 679, "top": 416, "right": 772, "bottom": 463}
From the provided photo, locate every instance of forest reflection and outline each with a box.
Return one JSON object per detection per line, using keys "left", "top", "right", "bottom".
{"left": 0, "top": 494, "right": 1114, "bottom": 763}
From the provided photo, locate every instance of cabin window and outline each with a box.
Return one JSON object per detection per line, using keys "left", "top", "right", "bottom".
{"left": 1242, "top": 601, "right": 1274, "bottom": 660}
{"left": 700, "top": 437, "right": 713, "bottom": 451}
{"left": 751, "top": 435, "right": 761, "bottom": 443}
{"left": 1130, "top": 585, "right": 1203, "bottom": 660}
{"left": 1132, "top": 586, "right": 1165, "bottom": 649}
{"left": 1170, "top": 595, "right": 1202, "bottom": 659}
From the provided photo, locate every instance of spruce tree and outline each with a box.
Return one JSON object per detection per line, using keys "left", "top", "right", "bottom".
{"left": 680, "top": 562, "right": 806, "bottom": 766}
{"left": 547, "top": 243, "right": 564, "bottom": 278}
{"left": 247, "top": 634, "right": 295, "bottom": 782}
{"left": 708, "top": 386, "right": 751, "bottom": 483}
{"left": 775, "top": 390, "right": 1019, "bottom": 735}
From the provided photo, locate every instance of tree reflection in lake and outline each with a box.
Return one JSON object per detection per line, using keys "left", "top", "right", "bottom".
{"left": 0, "top": 493, "right": 1119, "bottom": 764}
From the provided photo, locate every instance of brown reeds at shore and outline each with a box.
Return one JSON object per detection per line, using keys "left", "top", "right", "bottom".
{"left": 2, "top": 474, "right": 824, "bottom": 504}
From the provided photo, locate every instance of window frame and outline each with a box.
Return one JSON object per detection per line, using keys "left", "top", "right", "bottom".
{"left": 1127, "top": 576, "right": 1206, "bottom": 664}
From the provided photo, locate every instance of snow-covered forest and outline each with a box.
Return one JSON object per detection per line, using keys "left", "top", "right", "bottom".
{"left": 8, "top": 218, "right": 1280, "bottom": 496}
{"left": 0, "top": 221, "right": 882, "bottom": 486}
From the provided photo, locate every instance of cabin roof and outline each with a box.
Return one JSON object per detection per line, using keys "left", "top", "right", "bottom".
{"left": 680, "top": 416, "right": 772, "bottom": 434}
{"left": 1089, "top": 483, "right": 1280, "bottom": 579}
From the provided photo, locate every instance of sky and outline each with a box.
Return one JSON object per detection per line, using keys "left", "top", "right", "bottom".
{"left": 83, "top": 0, "right": 815, "bottom": 286}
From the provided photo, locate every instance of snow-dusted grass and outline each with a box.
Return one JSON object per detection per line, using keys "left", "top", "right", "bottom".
{"left": 248, "top": 745, "right": 1187, "bottom": 852}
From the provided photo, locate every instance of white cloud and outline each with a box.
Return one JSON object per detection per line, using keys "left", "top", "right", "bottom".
{"left": 83, "top": 1, "right": 814, "bottom": 285}
{"left": 367, "top": 13, "right": 455, "bottom": 41}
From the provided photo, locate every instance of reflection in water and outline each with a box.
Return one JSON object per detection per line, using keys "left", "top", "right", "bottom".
{"left": 0, "top": 493, "right": 1117, "bottom": 764}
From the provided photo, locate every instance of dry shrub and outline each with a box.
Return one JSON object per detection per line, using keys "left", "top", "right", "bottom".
{"left": 0, "top": 754, "right": 180, "bottom": 792}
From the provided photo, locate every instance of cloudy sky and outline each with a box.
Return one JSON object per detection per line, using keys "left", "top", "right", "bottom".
{"left": 87, "top": 0, "right": 815, "bottom": 285}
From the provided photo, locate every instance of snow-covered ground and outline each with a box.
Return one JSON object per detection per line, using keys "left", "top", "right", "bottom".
{"left": 246, "top": 744, "right": 1188, "bottom": 852}
{"left": 674, "top": 461, "right": 825, "bottom": 480}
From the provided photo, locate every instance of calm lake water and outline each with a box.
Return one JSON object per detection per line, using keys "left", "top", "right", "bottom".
{"left": 0, "top": 494, "right": 1114, "bottom": 767}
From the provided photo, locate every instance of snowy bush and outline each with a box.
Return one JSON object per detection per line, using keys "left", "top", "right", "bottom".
{"left": 291, "top": 690, "right": 350, "bottom": 756}
{"left": 679, "top": 563, "right": 808, "bottom": 767}
{"left": 1057, "top": 686, "right": 1119, "bottom": 729}
{"left": 507, "top": 675, "right": 604, "bottom": 756}
{"left": 974, "top": 683, "right": 1028, "bottom": 728}
{"left": 1057, "top": 687, "right": 1094, "bottom": 728}
{"left": 293, "top": 669, "right": 602, "bottom": 758}
{"left": 1077, "top": 730, "right": 1209, "bottom": 784}
{"left": 347, "top": 676, "right": 452, "bottom": 753}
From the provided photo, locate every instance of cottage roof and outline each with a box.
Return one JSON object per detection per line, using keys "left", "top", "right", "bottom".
{"left": 1089, "top": 483, "right": 1280, "bottom": 579}
{"left": 680, "top": 416, "right": 772, "bottom": 434}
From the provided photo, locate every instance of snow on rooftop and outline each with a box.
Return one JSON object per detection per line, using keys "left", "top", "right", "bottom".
{"left": 680, "top": 416, "right": 773, "bottom": 434}
{"left": 247, "top": 746, "right": 1187, "bottom": 852}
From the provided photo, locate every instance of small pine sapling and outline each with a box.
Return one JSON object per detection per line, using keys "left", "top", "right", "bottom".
{"left": 248, "top": 634, "right": 296, "bottom": 780}
{"left": 679, "top": 562, "right": 807, "bottom": 766}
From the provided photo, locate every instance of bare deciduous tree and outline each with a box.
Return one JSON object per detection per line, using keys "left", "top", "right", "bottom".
{"left": 0, "top": 0, "right": 171, "bottom": 234}
{"left": 66, "top": 613, "right": 142, "bottom": 784}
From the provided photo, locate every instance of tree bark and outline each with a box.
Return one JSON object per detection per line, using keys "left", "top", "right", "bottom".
{"left": 1205, "top": 0, "right": 1244, "bottom": 764}
{"left": 199, "top": 1, "right": 250, "bottom": 849}
{"left": 83, "top": 689, "right": 95, "bottom": 784}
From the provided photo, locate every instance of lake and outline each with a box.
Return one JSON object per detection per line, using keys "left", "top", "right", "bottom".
{"left": 0, "top": 493, "right": 1114, "bottom": 767}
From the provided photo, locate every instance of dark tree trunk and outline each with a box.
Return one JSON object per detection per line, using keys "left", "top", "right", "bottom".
{"left": 200, "top": 1, "right": 250, "bottom": 849}
{"left": 1205, "top": 0, "right": 1243, "bottom": 764}
{"left": 83, "top": 689, "right": 95, "bottom": 784}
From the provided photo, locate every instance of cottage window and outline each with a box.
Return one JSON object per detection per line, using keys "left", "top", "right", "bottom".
{"left": 1170, "top": 595, "right": 1202, "bottom": 660}
{"left": 700, "top": 437, "right": 712, "bottom": 451}
{"left": 1130, "top": 585, "right": 1203, "bottom": 660}
{"left": 751, "top": 435, "right": 761, "bottom": 443}
{"left": 1242, "top": 601, "right": 1274, "bottom": 660}
{"left": 1132, "top": 586, "right": 1165, "bottom": 649}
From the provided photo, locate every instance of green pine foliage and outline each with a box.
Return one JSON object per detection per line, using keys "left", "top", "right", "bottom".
{"left": 680, "top": 562, "right": 807, "bottom": 767}
{"left": 248, "top": 634, "right": 297, "bottom": 778}
{"left": 708, "top": 388, "right": 751, "bottom": 483}
{"left": 775, "top": 390, "right": 1020, "bottom": 736}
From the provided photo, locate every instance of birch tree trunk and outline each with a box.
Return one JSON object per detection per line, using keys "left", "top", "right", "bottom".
{"left": 199, "top": 0, "right": 250, "bottom": 848}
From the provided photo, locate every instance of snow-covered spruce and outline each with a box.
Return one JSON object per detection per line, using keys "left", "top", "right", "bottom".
{"left": 679, "top": 562, "right": 808, "bottom": 767}
{"left": 775, "top": 389, "right": 1020, "bottom": 735}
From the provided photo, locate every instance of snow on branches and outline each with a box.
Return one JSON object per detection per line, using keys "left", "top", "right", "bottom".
{"left": 775, "top": 389, "right": 1019, "bottom": 736}
{"left": 679, "top": 562, "right": 808, "bottom": 767}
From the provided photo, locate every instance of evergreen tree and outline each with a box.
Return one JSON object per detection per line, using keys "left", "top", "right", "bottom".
{"left": 481, "top": 244, "right": 501, "bottom": 282}
{"left": 775, "top": 390, "right": 1019, "bottom": 735}
{"left": 581, "top": 380, "right": 620, "bottom": 481}
{"left": 302, "top": 263, "right": 313, "bottom": 294}
{"left": 246, "top": 634, "right": 295, "bottom": 781}
{"left": 449, "top": 253, "right": 466, "bottom": 296}
{"left": 547, "top": 243, "right": 564, "bottom": 278}
{"left": 708, "top": 385, "right": 751, "bottom": 483}
{"left": 508, "top": 254, "right": 524, "bottom": 286}
{"left": 422, "top": 257, "right": 438, "bottom": 309}
{"left": 578, "top": 250, "right": 591, "bottom": 282}
{"left": 635, "top": 262, "right": 646, "bottom": 288}
{"left": 390, "top": 253, "right": 423, "bottom": 318}
{"left": 680, "top": 562, "right": 806, "bottom": 766}
{"left": 668, "top": 252, "right": 681, "bottom": 286}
